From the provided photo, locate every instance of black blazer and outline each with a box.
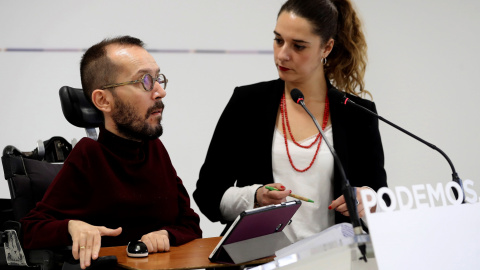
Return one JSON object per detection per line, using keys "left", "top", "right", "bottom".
{"left": 194, "top": 79, "right": 387, "bottom": 229}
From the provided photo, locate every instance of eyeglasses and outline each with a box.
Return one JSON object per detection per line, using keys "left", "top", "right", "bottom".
{"left": 101, "top": 73, "right": 168, "bottom": 91}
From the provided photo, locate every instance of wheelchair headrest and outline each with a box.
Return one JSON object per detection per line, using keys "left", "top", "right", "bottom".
{"left": 59, "top": 86, "right": 103, "bottom": 128}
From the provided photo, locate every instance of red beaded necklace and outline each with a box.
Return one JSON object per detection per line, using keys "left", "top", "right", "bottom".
{"left": 280, "top": 91, "right": 330, "bottom": 172}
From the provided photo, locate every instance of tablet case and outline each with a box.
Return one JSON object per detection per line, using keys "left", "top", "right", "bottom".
{"left": 209, "top": 200, "right": 301, "bottom": 264}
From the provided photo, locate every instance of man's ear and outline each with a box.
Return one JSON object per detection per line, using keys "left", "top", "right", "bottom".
{"left": 91, "top": 89, "right": 113, "bottom": 113}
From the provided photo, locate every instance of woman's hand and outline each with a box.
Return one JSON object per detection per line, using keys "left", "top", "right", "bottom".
{"left": 255, "top": 183, "right": 290, "bottom": 207}
{"left": 328, "top": 187, "right": 376, "bottom": 218}
{"left": 140, "top": 230, "right": 170, "bottom": 253}
{"left": 68, "top": 220, "right": 122, "bottom": 269}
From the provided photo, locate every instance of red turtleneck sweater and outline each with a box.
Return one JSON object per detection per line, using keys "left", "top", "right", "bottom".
{"left": 20, "top": 127, "right": 202, "bottom": 249}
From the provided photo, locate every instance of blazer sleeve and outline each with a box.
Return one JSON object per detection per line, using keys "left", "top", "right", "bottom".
{"left": 343, "top": 98, "right": 387, "bottom": 191}
{"left": 193, "top": 88, "right": 244, "bottom": 223}
{"left": 361, "top": 101, "right": 387, "bottom": 191}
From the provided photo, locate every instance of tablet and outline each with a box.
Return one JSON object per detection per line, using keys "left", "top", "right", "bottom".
{"left": 209, "top": 200, "right": 302, "bottom": 263}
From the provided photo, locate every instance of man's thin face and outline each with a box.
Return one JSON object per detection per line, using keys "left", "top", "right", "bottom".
{"left": 111, "top": 91, "right": 164, "bottom": 140}
{"left": 107, "top": 45, "right": 167, "bottom": 141}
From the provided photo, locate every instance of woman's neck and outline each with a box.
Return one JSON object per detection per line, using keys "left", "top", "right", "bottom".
{"left": 284, "top": 77, "right": 328, "bottom": 103}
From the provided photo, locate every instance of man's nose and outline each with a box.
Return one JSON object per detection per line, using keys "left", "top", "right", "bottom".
{"left": 152, "top": 82, "right": 166, "bottom": 99}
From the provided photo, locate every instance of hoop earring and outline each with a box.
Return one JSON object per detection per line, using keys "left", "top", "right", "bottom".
{"left": 321, "top": 58, "right": 327, "bottom": 65}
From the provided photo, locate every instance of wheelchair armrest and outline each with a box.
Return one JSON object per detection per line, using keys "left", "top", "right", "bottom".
{"left": 2, "top": 220, "right": 21, "bottom": 235}
{"left": 1, "top": 224, "right": 28, "bottom": 267}
{"left": 62, "top": 255, "right": 118, "bottom": 270}
{"left": 1, "top": 221, "right": 117, "bottom": 269}
{"left": 1, "top": 221, "right": 59, "bottom": 269}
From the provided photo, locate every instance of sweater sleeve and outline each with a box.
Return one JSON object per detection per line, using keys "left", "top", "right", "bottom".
{"left": 20, "top": 159, "right": 86, "bottom": 249}
{"left": 21, "top": 211, "right": 72, "bottom": 249}
{"left": 158, "top": 176, "right": 202, "bottom": 246}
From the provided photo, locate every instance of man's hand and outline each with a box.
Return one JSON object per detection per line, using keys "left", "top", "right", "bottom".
{"left": 68, "top": 220, "right": 122, "bottom": 269}
{"left": 256, "top": 183, "right": 290, "bottom": 207}
{"left": 140, "top": 230, "right": 170, "bottom": 253}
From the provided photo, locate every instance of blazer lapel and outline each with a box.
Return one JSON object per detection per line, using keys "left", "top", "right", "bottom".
{"left": 263, "top": 79, "right": 285, "bottom": 182}
{"left": 328, "top": 87, "right": 350, "bottom": 196}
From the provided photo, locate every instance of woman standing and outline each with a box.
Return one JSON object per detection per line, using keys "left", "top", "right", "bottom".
{"left": 194, "top": 0, "right": 387, "bottom": 242}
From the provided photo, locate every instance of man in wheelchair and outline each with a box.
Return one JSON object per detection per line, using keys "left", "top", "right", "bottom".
{"left": 19, "top": 36, "right": 202, "bottom": 269}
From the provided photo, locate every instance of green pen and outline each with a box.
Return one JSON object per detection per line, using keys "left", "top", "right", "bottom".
{"left": 265, "top": 186, "right": 314, "bottom": 203}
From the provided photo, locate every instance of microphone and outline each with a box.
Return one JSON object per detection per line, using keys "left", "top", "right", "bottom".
{"left": 329, "top": 89, "right": 465, "bottom": 202}
{"left": 290, "top": 88, "right": 368, "bottom": 262}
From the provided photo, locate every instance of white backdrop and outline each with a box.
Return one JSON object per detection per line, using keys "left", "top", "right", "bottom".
{"left": 0, "top": 0, "right": 479, "bottom": 238}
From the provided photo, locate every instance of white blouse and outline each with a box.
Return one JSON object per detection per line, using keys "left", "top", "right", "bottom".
{"left": 220, "top": 126, "right": 335, "bottom": 243}
{"left": 272, "top": 126, "right": 335, "bottom": 243}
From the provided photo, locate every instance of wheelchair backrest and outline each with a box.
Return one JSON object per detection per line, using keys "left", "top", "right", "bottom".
{"left": 1, "top": 141, "right": 66, "bottom": 221}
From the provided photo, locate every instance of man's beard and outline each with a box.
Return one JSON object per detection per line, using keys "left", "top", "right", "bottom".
{"left": 111, "top": 94, "right": 164, "bottom": 141}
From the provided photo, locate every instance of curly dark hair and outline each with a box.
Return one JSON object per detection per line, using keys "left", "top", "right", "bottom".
{"left": 279, "top": 0, "right": 368, "bottom": 96}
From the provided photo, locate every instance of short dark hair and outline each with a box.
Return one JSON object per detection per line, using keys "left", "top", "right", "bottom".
{"left": 80, "top": 36, "right": 145, "bottom": 103}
